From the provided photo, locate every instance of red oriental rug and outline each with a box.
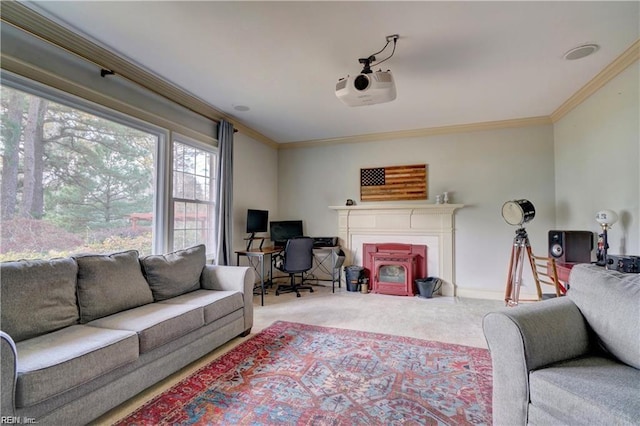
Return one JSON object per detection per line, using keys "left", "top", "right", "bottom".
{"left": 116, "top": 321, "right": 492, "bottom": 425}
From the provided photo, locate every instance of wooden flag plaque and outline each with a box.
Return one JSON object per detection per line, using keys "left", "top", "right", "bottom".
{"left": 360, "top": 164, "right": 428, "bottom": 202}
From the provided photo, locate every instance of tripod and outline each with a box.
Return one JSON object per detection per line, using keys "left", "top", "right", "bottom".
{"left": 504, "top": 227, "right": 535, "bottom": 306}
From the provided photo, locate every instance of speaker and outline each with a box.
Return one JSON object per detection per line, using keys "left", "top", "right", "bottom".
{"left": 548, "top": 230, "right": 593, "bottom": 263}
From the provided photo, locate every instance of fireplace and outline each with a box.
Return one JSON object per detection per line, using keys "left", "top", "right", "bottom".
{"left": 363, "top": 243, "right": 427, "bottom": 296}
{"left": 329, "top": 204, "right": 463, "bottom": 296}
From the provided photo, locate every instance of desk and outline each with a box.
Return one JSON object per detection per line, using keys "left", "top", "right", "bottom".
{"left": 236, "top": 246, "right": 282, "bottom": 306}
{"left": 306, "top": 246, "right": 343, "bottom": 292}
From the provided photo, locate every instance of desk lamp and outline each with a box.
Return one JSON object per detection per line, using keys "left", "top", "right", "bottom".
{"left": 595, "top": 209, "right": 618, "bottom": 266}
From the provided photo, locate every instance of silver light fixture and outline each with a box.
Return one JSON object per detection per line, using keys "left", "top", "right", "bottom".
{"left": 595, "top": 209, "right": 618, "bottom": 266}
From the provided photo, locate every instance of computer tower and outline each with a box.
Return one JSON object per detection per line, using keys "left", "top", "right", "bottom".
{"left": 548, "top": 230, "right": 593, "bottom": 263}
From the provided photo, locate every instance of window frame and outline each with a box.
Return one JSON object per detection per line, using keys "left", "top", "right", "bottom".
{"left": 170, "top": 133, "right": 218, "bottom": 258}
{"left": 0, "top": 71, "right": 213, "bottom": 256}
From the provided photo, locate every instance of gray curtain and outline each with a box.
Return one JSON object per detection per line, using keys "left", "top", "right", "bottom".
{"left": 214, "top": 120, "right": 234, "bottom": 265}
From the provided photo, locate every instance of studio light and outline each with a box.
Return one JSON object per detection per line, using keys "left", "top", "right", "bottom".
{"left": 501, "top": 199, "right": 536, "bottom": 306}
{"left": 501, "top": 199, "right": 535, "bottom": 226}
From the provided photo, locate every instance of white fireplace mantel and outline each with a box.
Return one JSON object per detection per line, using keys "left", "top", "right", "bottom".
{"left": 329, "top": 203, "right": 464, "bottom": 296}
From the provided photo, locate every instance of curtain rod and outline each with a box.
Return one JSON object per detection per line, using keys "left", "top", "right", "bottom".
{"left": 1, "top": 1, "right": 275, "bottom": 140}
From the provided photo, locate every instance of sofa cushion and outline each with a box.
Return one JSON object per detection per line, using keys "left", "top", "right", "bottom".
{"left": 1, "top": 258, "right": 79, "bottom": 342}
{"left": 567, "top": 264, "right": 640, "bottom": 369}
{"left": 15, "top": 325, "right": 138, "bottom": 408}
{"left": 87, "top": 303, "right": 204, "bottom": 353}
{"left": 75, "top": 250, "right": 154, "bottom": 323}
{"left": 159, "top": 289, "right": 244, "bottom": 324}
{"left": 140, "top": 244, "right": 206, "bottom": 301}
{"left": 529, "top": 356, "right": 640, "bottom": 425}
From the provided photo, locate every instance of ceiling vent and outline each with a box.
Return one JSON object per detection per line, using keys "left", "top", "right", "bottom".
{"left": 563, "top": 44, "right": 599, "bottom": 60}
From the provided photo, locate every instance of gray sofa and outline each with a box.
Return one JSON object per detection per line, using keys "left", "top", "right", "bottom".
{"left": 1, "top": 245, "right": 254, "bottom": 425}
{"left": 483, "top": 264, "right": 639, "bottom": 425}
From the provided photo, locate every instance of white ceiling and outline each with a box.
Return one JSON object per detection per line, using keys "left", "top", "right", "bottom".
{"left": 29, "top": 1, "right": 640, "bottom": 144}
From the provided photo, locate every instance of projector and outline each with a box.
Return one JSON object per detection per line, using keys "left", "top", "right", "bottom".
{"left": 335, "top": 70, "right": 397, "bottom": 107}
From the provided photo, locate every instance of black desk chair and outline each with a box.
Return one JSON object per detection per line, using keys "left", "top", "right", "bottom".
{"left": 273, "top": 237, "right": 315, "bottom": 297}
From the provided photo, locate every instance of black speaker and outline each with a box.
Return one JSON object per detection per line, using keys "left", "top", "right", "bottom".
{"left": 548, "top": 230, "right": 593, "bottom": 263}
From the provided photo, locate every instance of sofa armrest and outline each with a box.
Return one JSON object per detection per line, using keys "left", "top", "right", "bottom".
{"left": 201, "top": 265, "right": 255, "bottom": 332}
{"left": 1, "top": 331, "right": 17, "bottom": 416}
{"left": 482, "top": 297, "right": 591, "bottom": 426}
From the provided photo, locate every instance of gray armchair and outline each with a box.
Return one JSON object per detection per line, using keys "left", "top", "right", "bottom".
{"left": 483, "top": 264, "right": 639, "bottom": 425}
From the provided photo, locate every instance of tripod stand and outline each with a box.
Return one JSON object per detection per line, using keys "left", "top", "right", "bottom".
{"left": 504, "top": 227, "right": 535, "bottom": 306}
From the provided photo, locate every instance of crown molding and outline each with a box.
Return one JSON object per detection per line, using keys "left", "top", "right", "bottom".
{"left": 279, "top": 116, "right": 552, "bottom": 149}
{"left": 2, "top": 1, "right": 636, "bottom": 149}
{"left": 0, "top": 0, "right": 279, "bottom": 148}
{"left": 1, "top": 53, "right": 221, "bottom": 145}
{"left": 551, "top": 39, "right": 640, "bottom": 123}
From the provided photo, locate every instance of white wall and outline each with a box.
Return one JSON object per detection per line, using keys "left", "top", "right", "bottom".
{"left": 232, "top": 133, "right": 279, "bottom": 261}
{"left": 277, "top": 124, "right": 556, "bottom": 298}
{"left": 554, "top": 62, "right": 640, "bottom": 256}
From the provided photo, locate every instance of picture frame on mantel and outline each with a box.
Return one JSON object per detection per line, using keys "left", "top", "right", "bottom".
{"left": 360, "top": 164, "right": 427, "bottom": 202}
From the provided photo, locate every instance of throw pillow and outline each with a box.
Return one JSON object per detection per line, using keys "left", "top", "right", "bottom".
{"left": 140, "top": 244, "right": 206, "bottom": 301}
{"left": 0, "top": 258, "right": 79, "bottom": 342}
{"left": 75, "top": 250, "right": 154, "bottom": 323}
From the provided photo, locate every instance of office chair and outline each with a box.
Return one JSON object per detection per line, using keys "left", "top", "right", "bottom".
{"left": 273, "top": 237, "right": 315, "bottom": 297}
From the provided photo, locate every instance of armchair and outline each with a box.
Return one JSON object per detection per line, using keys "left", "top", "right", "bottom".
{"left": 273, "top": 237, "right": 315, "bottom": 298}
{"left": 483, "top": 264, "right": 639, "bottom": 425}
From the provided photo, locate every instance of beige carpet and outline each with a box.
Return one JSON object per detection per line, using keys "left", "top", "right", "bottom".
{"left": 92, "top": 282, "right": 503, "bottom": 425}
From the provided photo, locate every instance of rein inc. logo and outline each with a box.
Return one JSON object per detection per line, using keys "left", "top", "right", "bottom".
{"left": 0, "top": 417, "right": 37, "bottom": 424}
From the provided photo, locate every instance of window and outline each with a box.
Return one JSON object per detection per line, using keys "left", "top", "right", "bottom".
{"left": 0, "top": 79, "right": 182, "bottom": 260}
{"left": 172, "top": 138, "right": 217, "bottom": 255}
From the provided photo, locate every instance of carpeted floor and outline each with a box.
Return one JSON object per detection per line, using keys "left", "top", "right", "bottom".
{"left": 115, "top": 321, "right": 492, "bottom": 425}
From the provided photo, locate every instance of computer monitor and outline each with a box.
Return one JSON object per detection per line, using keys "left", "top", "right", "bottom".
{"left": 246, "top": 209, "right": 269, "bottom": 237}
{"left": 270, "top": 220, "right": 304, "bottom": 247}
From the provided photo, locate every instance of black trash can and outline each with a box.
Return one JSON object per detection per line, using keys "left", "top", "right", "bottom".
{"left": 416, "top": 277, "right": 442, "bottom": 298}
{"left": 344, "top": 266, "right": 363, "bottom": 292}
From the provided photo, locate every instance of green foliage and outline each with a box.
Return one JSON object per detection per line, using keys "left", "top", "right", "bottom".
{"left": 0, "top": 232, "right": 153, "bottom": 262}
{"left": 1, "top": 85, "right": 156, "bottom": 256}
{"left": 42, "top": 101, "right": 155, "bottom": 230}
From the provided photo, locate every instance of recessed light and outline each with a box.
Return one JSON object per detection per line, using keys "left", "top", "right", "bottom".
{"left": 233, "top": 105, "right": 250, "bottom": 112}
{"left": 563, "top": 44, "right": 599, "bottom": 60}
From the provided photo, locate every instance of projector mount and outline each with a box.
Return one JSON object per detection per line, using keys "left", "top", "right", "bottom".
{"left": 358, "top": 34, "right": 399, "bottom": 74}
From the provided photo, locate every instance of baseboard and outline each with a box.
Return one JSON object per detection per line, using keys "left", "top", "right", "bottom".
{"left": 456, "top": 287, "right": 540, "bottom": 301}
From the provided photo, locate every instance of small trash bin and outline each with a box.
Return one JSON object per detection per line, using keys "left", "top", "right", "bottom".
{"left": 416, "top": 277, "right": 442, "bottom": 298}
{"left": 344, "top": 266, "right": 363, "bottom": 292}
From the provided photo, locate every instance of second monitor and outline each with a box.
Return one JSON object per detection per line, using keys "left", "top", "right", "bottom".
{"left": 270, "top": 220, "right": 304, "bottom": 247}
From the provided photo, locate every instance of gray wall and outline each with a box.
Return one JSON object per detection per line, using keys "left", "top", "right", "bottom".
{"left": 232, "top": 133, "right": 279, "bottom": 256}
{"left": 245, "top": 61, "right": 638, "bottom": 299}
{"left": 222, "top": 60, "right": 640, "bottom": 299}
{"left": 276, "top": 125, "right": 556, "bottom": 298}
{"left": 554, "top": 62, "right": 639, "bottom": 256}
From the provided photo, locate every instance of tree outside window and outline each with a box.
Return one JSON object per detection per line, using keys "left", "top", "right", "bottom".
{"left": 172, "top": 140, "right": 216, "bottom": 255}
{"left": 0, "top": 85, "right": 157, "bottom": 260}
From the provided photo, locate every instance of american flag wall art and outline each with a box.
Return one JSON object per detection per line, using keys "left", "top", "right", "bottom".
{"left": 360, "top": 164, "right": 428, "bottom": 201}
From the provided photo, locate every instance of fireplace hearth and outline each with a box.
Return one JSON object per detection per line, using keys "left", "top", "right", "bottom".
{"left": 363, "top": 243, "right": 427, "bottom": 296}
{"left": 329, "top": 204, "right": 463, "bottom": 296}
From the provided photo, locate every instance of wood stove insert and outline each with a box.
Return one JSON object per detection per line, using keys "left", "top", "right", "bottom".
{"left": 363, "top": 243, "right": 427, "bottom": 296}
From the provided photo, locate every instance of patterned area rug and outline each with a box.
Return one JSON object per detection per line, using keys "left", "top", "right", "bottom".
{"left": 116, "top": 321, "right": 492, "bottom": 425}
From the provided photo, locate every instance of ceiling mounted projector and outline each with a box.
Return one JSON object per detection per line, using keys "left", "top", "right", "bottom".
{"left": 336, "top": 34, "right": 399, "bottom": 107}
{"left": 336, "top": 71, "right": 396, "bottom": 107}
